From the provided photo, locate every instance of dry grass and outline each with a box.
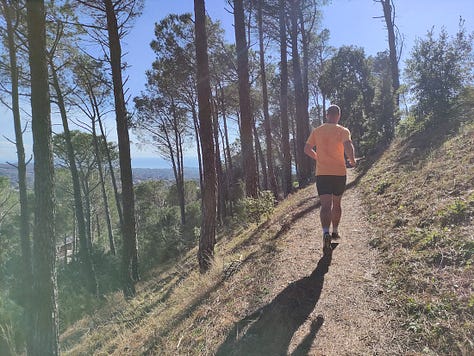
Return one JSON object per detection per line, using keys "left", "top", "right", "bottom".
{"left": 60, "top": 187, "right": 316, "bottom": 355}
{"left": 359, "top": 120, "right": 474, "bottom": 355}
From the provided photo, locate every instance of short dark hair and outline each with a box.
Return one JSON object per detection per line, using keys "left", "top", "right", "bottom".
{"left": 327, "top": 104, "right": 340, "bottom": 117}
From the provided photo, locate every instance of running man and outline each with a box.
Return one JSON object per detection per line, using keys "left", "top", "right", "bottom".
{"left": 304, "top": 104, "right": 356, "bottom": 250}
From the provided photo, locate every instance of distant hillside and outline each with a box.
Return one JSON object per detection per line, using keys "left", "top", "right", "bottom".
{"left": 133, "top": 167, "right": 200, "bottom": 183}
{"left": 0, "top": 163, "right": 200, "bottom": 187}
{"left": 0, "top": 163, "right": 34, "bottom": 188}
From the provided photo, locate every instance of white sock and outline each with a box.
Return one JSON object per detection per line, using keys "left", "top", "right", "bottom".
{"left": 323, "top": 228, "right": 330, "bottom": 234}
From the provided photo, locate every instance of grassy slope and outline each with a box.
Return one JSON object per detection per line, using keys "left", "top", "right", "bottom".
{"left": 359, "top": 117, "right": 474, "bottom": 355}
{"left": 60, "top": 187, "right": 317, "bottom": 355}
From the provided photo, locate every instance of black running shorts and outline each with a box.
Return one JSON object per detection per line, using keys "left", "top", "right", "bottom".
{"left": 316, "top": 175, "right": 347, "bottom": 196}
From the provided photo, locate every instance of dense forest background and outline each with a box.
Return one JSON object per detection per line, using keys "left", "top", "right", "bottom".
{"left": 0, "top": 0, "right": 472, "bottom": 354}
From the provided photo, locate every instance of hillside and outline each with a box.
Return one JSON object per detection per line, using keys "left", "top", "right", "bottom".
{"left": 59, "top": 120, "right": 473, "bottom": 355}
{"left": 359, "top": 119, "right": 474, "bottom": 354}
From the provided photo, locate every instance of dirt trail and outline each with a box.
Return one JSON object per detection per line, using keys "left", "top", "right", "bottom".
{"left": 217, "top": 172, "right": 404, "bottom": 355}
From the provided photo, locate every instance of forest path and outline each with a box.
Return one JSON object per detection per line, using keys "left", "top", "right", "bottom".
{"left": 217, "top": 171, "right": 404, "bottom": 355}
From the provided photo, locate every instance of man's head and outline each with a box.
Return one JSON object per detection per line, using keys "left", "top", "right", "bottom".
{"left": 326, "top": 104, "right": 341, "bottom": 123}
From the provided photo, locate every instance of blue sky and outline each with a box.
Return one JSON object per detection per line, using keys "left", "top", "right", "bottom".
{"left": 1, "top": 0, "right": 473, "bottom": 168}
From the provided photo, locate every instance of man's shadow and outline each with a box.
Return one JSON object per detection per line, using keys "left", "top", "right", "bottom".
{"left": 216, "top": 247, "right": 336, "bottom": 356}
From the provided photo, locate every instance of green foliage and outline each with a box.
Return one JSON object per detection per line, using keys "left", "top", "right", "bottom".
{"left": 319, "top": 46, "right": 375, "bottom": 153}
{"left": 438, "top": 199, "right": 470, "bottom": 226}
{"left": 405, "top": 22, "right": 474, "bottom": 120}
{"left": 135, "top": 180, "right": 201, "bottom": 269}
{"left": 57, "top": 250, "right": 121, "bottom": 331}
{"left": 166, "top": 180, "right": 199, "bottom": 206}
{"left": 235, "top": 191, "right": 275, "bottom": 224}
{"left": 367, "top": 51, "right": 398, "bottom": 145}
{"left": 395, "top": 114, "right": 427, "bottom": 137}
{"left": 138, "top": 206, "right": 183, "bottom": 270}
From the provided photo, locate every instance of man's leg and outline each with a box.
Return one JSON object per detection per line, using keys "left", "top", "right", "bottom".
{"left": 331, "top": 194, "right": 342, "bottom": 233}
{"left": 319, "top": 194, "right": 333, "bottom": 233}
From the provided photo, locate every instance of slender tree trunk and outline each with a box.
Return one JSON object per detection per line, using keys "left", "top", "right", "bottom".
{"left": 192, "top": 105, "right": 204, "bottom": 191}
{"left": 290, "top": 0, "right": 311, "bottom": 188}
{"left": 322, "top": 93, "right": 326, "bottom": 122}
{"left": 219, "top": 125, "right": 231, "bottom": 216}
{"left": 219, "top": 85, "right": 234, "bottom": 215}
{"left": 92, "top": 117, "right": 116, "bottom": 255}
{"left": 219, "top": 85, "right": 233, "bottom": 174}
{"left": 83, "top": 178, "right": 93, "bottom": 245}
{"left": 104, "top": 0, "right": 139, "bottom": 294}
{"left": 194, "top": 0, "right": 217, "bottom": 273}
{"left": 26, "top": 0, "right": 59, "bottom": 353}
{"left": 233, "top": 0, "right": 258, "bottom": 198}
{"left": 253, "top": 128, "right": 260, "bottom": 190}
{"left": 212, "top": 96, "right": 224, "bottom": 225}
{"left": 257, "top": 0, "right": 279, "bottom": 198}
{"left": 49, "top": 62, "right": 98, "bottom": 294}
{"left": 290, "top": 104, "right": 299, "bottom": 175}
{"left": 253, "top": 125, "right": 267, "bottom": 191}
{"left": 169, "top": 99, "right": 186, "bottom": 226}
{"left": 2, "top": 0, "right": 34, "bottom": 351}
{"left": 72, "top": 216, "right": 76, "bottom": 261}
{"left": 380, "top": 0, "right": 400, "bottom": 130}
{"left": 279, "top": 0, "right": 292, "bottom": 196}
{"left": 97, "top": 115, "right": 123, "bottom": 228}
{"left": 299, "top": 4, "right": 310, "bottom": 111}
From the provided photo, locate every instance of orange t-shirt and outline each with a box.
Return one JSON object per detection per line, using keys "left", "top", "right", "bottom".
{"left": 306, "top": 123, "right": 351, "bottom": 176}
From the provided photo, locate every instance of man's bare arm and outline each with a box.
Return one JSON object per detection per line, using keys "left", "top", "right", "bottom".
{"left": 304, "top": 143, "right": 318, "bottom": 161}
{"left": 343, "top": 140, "right": 356, "bottom": 167}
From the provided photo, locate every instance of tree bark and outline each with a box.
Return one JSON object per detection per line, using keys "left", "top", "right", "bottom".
{"left": 49, "top": 60, "right": 98, "bottom": 294}
{"left": 26, "top": 0, "right": 59, "bottom": 353}
{"left": 279, "top": 0, "right": 293, "bottom": 196}
{"left": 1, "top": 0, "right": 34, "bottom": 351}
{"left": 233, "top": 0, "right": 258, "bottom": 198}
{"left": 104, "top": 0, "right": 138, "bottom": 296}
{"left": 290, "top": 0, "right": 311, "bottom": 188}
{"left": 194, "top": 0, "right": 217, "bottom": 273}
{"left": 257, "top": 0, "right": 279, "bottom": 197}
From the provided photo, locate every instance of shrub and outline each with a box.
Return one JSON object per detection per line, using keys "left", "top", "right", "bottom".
{"left": 235, "top": 191, "right": 275, "bottom": 224}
